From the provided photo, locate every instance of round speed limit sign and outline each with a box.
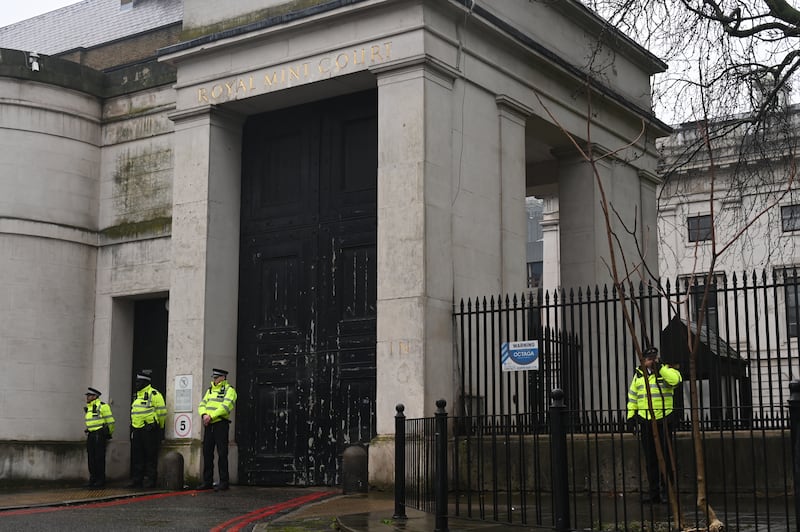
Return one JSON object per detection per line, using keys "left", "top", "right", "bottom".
{"left": 174, "top": 413, "right": 192, "bottom": 438}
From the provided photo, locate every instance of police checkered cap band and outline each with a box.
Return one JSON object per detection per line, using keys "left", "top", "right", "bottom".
{"left": 135, "top": 372, "right": 151, "bottom": 381}
{"left": 643, "top": 347, "right": 659, "bottom": 358}
{"left": 86, "top": 387, "right": 101, "bottom": 396}
{"left": 212, "top": 368, "right": 228, "bottom": 377}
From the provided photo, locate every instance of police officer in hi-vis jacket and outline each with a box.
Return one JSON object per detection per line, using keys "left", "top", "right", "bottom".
{"left": 127, "top": 370, "right": 166, "bottom": 489}
{"left": 84, "top": 387, "right": 115, "bottom": 488}
{"left": 196, "top": 368, "right": 237, "bottom": 491}
{"left": 626, "top": 346, "right": 682, "bottom": 504}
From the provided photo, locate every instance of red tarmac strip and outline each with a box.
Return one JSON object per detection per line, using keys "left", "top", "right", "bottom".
{"left": 211, "top": 490, "right": 337, "bottom": 532}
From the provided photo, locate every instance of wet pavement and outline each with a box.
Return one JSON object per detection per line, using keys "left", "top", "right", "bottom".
{"left": 0, "top": 483, "right": 338, "bottom": 531}
{"left": 0, "top": 483, "right": 791, "bottom": 531}
{"left": 0, "top": 483, "right": 539, "bottom": 531}
{"left": 269, "top": 490, "right": 541, "bottom": 531}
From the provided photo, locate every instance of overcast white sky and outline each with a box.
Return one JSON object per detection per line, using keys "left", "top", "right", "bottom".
{"left": 0, "top": 1, "right": 82, "bottom": 28}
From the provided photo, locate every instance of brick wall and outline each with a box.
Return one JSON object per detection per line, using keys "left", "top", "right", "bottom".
{"left": 58, "top": 25, "right": 181, "bottom": 71}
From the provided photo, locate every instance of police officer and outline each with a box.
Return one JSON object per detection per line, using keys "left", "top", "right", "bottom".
{"left": 84, "top": 387, "right": 115, "bottom": 488}
{"left": 127, "top": 370, "right": 166, "bottom": 489}
{"left": 196, "top": 368, "right": 237, "bottom": 491}
{"left": 626, "top": 346, "right": 682, "bottom": 503}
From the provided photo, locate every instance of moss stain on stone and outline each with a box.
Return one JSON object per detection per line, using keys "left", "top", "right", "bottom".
{"left": 112, "top": 147, "right": 173, "bottom": 213}
{"left": 109, "top": 146, "right": 173, "bottom": 238}
{"left": 102, "top": 216, "right": 172, "bottom": 239}
{"left": 126, "top": 104, "right": 160, "bottom": 116}
{"left": 181, "top": 0, "right": 328, "bottom": 41}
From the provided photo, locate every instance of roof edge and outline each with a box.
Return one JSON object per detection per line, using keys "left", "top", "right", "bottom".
{"left": 0, "top": 49, "right": 175, "bottom": 99}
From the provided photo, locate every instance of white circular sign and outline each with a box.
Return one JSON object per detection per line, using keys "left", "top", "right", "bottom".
{"left": 174, "top": 413, "right": 192, "bottom": 438}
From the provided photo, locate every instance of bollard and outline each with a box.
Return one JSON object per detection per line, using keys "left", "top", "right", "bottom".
{"left": 393, "top": 404, "right": 407, "bottom": 520}
{"left": 789, "top": 380, "right": 800, "bottom": 531}
{"left": 550, "top": 389, "right": 570, "bottom": 532}
{"left": 434, "top": 399, "right": 449, "bottom": 532}
{"left": 342, "top": 444, "right": 369, "bottom": 494}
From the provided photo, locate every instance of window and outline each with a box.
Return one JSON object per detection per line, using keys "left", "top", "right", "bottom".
{"left": 690, "top": 279, "right": 719, "bottom": 334}
{"left": 527, "top": 261, "right": 542, "bottom": 289}
{"left": 688, "top": 214, "right": 712, "bottom": 242}
{"left": 784, "top": 270, "right": 800, "bottom": 337}
{"left": 781, "top": 205, "right": 800, "bottom": 232}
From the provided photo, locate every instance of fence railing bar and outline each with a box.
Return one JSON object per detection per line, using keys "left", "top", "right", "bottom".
{"left": 489, "top": 296, "right": 497, "bottom": 419}
{"left": 789, "top": 269, "right": 799, "bottom": 383}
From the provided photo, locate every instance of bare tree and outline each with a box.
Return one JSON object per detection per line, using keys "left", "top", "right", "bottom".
{"left": 581, "top": 0, "right": 799, "bottom": 122}
{"left": 580, "top": 0, "right": 800, "bottom": 268}
{"left": 530, "top": 3, "right": 800, "bottom": 530}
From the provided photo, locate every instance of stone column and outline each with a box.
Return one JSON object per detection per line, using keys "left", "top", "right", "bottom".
{"left": 557, "top": 150, "right": 600, "bottom": 290}
{"left": 557, "top": 147, "right": 656, "bottom": 411}
{"left": 639, "top": 170, "right": 660, "bottom": 281}
{"left": 496, "top": 96, "right": 533, "bottom": 295}
{"left": 368, "top": 58, "right": 457, "bottom": 484}
{"left": 557, "top": 147, "right": 654, "bottom": 290}
{"left": 167, "top": 105, "right": 243, "bottom": 475}
{"left": 540, "top": 195, "right": 560, "bottom": 294}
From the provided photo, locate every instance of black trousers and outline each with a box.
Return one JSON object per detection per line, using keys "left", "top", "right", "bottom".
{"left": 86, "top": 430, "right": 107, "bottom": 484}
{"left": 131, "top": 425, "right": 160, "bottom": 485}
{"left": 202, "top": 420, "right": 230, "bottom": 485}
{"left": 639, "top": 415, "right": 675, "bottom": 497}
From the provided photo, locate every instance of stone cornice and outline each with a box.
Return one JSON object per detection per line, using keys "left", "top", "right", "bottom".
{"left": 168, "top": 105, "right": 245, "bottom": 133}
{"left": 639, "top": 169, "right": 662, "bottom": 186}
{"left": 0, "top": 217, "right": 97, "bottom": 247}
{"left": 496, "top": 95, "right": 534, "bottom": 122}
{"left": 371, "top": 53, "right": 459, "bottom": 88}
{"left": 167, "top": 105, "right": 215, "bottom": 124}
{"left": 0, "top": 217, "right": 172, "bottom": 248}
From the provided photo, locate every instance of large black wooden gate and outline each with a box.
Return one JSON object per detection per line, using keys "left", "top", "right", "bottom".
{"left": 237, "top": 91, "right": 377, "bottom": 486}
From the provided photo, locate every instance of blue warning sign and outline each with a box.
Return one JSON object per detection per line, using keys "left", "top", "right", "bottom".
{"left": 501, "top": 340, "right": 540, "bottom": 372}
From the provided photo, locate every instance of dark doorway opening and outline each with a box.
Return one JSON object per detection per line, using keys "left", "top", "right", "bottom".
{"left": 129, "top": 297, "right": 169, "bottom": 473}
{"left": 237, "top": 90, "right": 378, "bottom": 486}
{"left": 131, "top": 298, "right": 169, "bottom": 396}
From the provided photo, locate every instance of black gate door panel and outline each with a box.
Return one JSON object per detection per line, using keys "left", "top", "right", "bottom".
{"left": 316, "top": 221, "right": 377, "bottom": 470}
{"left": 238, "top": 90, "right": 377, "bottom": 486}
{"left": 237, "top": 230, "right": 313, "bottom": 484}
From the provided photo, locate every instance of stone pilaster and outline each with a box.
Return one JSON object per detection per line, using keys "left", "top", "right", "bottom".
{"left": 496, "top": 95, "right": 533, "bottom": 294}
{"left": 540, "top": 195, "right": 561, "bottom": 294}
{"left": 368, "top": 57, "right": 457, "bottom": 485}
{"left": 167, "top": 105, "right": 243, "bottom": 446}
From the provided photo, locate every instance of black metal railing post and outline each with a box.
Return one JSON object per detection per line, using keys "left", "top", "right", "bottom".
{"left": 550, "top": 388, "right": 570, "bottom": 532}
{"left": 393, "top": 403, "right": 407, "bottom": 520}
{"left": 434, "top": 399, "right": 449, "bottom": 532}
{"left": 790, "top": 380, "right": 800, "bottom": 531}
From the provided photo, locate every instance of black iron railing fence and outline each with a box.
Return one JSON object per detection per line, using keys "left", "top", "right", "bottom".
{"left": 391, "top": 272, "right": 800, "bottom": 530}
{"left": 455, "top": 271, "right": 800, "bottom": 432}
{"left": 399, "top": 391, "right": 797, "bottom": 532}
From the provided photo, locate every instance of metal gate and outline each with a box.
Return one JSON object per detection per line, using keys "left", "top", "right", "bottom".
{"left": 236, "top": 90, "right": 377, "bottom": 486}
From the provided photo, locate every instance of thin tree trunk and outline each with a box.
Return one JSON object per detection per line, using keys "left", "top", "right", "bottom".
{"left": 687, "top": 322, "right": 724, "bottom": 531}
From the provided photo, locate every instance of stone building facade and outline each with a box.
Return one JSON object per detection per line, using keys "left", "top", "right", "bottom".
{"left": 0, "top": 0, "right": 667, "bottom": 486}
{"left": 657, "top": 108, "right": 800, "bottom": 416}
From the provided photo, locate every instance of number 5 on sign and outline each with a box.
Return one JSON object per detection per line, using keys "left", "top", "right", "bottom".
{"left": 174, "top": 413, "right": 192, "bottom": 438}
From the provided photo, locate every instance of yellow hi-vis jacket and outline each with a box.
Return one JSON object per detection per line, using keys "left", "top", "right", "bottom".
{"left": 130, "top": 385, "right": 167, "bottom": 429}
{"left": 198, "top": 380, "right": 237, "bottom": 424}
{"left": 85, "top": 398, "right": 115, "bottom": 435}
{"left": 627, "top": 364, "right": 682, "bottom": 420}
